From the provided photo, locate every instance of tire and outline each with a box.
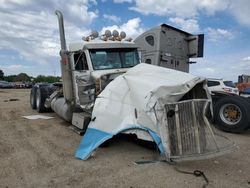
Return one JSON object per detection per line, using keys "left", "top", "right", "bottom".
{"left": 213, "top": 96, "right": 250, "bottom": 133}
{"left": 36, "top": 87, "right": 47, "bottom": 113}
{"left": 30, "top": 87, "right": 37, "bottom": 109}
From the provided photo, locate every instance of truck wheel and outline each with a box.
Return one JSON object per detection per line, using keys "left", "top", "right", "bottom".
{"left": 36, "top": 87, "right": 47, "bottom": 113}
{"left": 30, "top": 87, "right": 37, "bottom": 109}
{"left": 214, "top": 96, "right": 250, "bottom": 133}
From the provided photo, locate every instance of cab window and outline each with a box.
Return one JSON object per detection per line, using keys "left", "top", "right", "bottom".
{"left": 89, "top": 48, "right": 140, "bottom": 70}
{"left": 74, "top": 52, "right": 88, "bottom": 71}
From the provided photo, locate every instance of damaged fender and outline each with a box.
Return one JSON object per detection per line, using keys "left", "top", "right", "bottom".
{"left": 75, "top": 64, "right": 235, "bottom": 161}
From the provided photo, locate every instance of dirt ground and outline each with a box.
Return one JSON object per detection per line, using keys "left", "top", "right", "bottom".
{"left": 0, "top": 89, "right": 250, "bottom": 188}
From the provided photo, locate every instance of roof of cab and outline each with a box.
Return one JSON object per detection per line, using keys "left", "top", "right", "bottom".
{"left": 68, "top": 40, "right": 138, "bottom": 51}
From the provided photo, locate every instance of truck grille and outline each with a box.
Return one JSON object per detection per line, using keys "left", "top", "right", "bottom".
{"left": 161, "top": 99, "right": 235, "bottom": 161}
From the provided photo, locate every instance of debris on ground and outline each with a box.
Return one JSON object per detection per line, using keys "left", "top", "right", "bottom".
{"left": 9, "top": 98, "right": 20, "bottom": 101}
{"left": 22, "top": 115, "right": 54, "bottom": 120}
{"left": 3, "top": 98, "right": 19, "bottom": 102}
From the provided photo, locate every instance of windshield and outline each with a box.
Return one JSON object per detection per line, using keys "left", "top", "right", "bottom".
{"left": 223, "top": 81, "right": 236, "bottom": 88}
{"left": 89, "top": 48, "right": 140, "bottom": 70}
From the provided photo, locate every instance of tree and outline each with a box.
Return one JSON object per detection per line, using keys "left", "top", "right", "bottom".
{"left": 14, "top": 73, "right": 31, "bottom": 82}
{"left": 34, "top": 75, "right": 61, "bottom": 83}
{"left": 0, "top": 69, "right": 4, "bottom": 80}
{"left": 4, "top": 75, "right": 16, "bottom": 82}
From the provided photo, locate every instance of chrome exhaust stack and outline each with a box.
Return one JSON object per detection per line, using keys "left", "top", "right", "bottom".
{"left": 55, "top": 10, "right": 67, "bottom": 51}
{"left": 54, "top": 10, "right": 74, "bottom": 121}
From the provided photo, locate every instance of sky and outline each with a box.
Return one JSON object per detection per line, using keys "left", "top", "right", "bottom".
{"left": 0, "top": 0, "right": 250, "bottom": 81}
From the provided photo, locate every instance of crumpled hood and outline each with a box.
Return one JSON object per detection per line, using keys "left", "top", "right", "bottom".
{"left": 75, "top": 63, "right": 211, "bottom": 160}
{"left": 89, "top": 63, "right": 206, "bottom": 134}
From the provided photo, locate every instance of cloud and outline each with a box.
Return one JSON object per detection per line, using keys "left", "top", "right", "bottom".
{"left": 0, "top": 63, "right": 60, "bottom": 76}
{"left": 190, "top": 59, "right": 218, "bottom": 78}
{"left": 113, "top": 0, "right": 132, "bottom": 3}
{"left": 2, "top": 64, "right": 23, "bottom": 69}
{"left": 100, "top": 17, "right": 144, "bottom": 39}
{"left": 0, "top": 11, "right": 58, "bottom": 65}
{"left": 203, "top": 67, "right": 215, "bottom": 73}
{"left": 103, "top": 14, "right": 121, "bottom": 23}
{"left": 243, "top": 56, "right": 250, "bottom": 61}
{"left": 0, "top": 0, "right": 97, "bottom": 69}
{"left": 129, "top": 0, "right": 250, "bottom": 28}
{"left": 66, "top": 0, "right": 98, "bottom": 24}
{"left": 0, "top": 0, "right": 98, "bottom": 24}
{"left": 190, "top": 52, "right": 250, "bottom": 81}
{"left": 229, "top": 0, "right": 250, "bottom": 27}
{"left": 0, "top": 0, "right": 31, "bottom": 9}
{"left": 206, "top": 27, "right": 233, "bottom": 42}
{"left": 0, "top": 64, "right": 30, "bottom": 75}
{"left": 231, "top": 59, "right": 250, "bottom": 75}
{"left": 232, "top": 55, "right": 250, "bottom": 74}
{"left": 129, "top": 0, "right": 230, "bottom": 18}
{"left": 168, "top": 17, "right": 200, "bottom": 33}
{"left": 0, "top": 54, "right": 17, "bottom": 60}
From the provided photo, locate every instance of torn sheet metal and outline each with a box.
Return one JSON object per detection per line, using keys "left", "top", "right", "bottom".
{"left": 75, "top": 63, "right": 235, "bottom": 161}
{"left": 23, "top": 115, "right": 54, "bottom": 120}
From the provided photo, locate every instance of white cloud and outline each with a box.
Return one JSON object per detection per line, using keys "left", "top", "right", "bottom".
{"left": 114, "top": 0, "right": 132, "bottom": 3}
{"left": 66, "top": 1, "right": 98, "bottom": 24}
{"left": 0, "top": 0, "right": 97, "bottom": 69}
{"left": 229, "top": 0, "right": 250, "bottom": 27}
{"left": 0, "top": 0, "right": 31, "bottom": 8}
{"left": 243, "top": 56, "right": 250, "bottom": 61}
{"left": 168, "top": 17, "right": 200, "bottom": 33}
{"left": 129, "top": 0, "right": 250, "bottom": 28}
{"left": 103, "top": 14, "right": 121, "bottom": 23}
{"left": 101, "top": 17, "right": 144, "bottom": 39}
{"left": 206, "top": 27, "right": 233, "bottom": 42}
{"left": 199, "top": 0, "right": 230, "bottom": 15}
{"left": 129, "top": 0, "right": 230, "bottom": 18}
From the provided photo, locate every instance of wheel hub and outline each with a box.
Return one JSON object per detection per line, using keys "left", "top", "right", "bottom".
{"left": 227, "top": 106, "right": 238, "bottom": 119}
{"left": 220, "top": 103, "right": 242, "bottom": 126}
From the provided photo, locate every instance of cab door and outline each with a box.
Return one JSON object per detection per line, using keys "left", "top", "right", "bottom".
{"left": 72, "top": 51, "right": 94, "bottom": 107}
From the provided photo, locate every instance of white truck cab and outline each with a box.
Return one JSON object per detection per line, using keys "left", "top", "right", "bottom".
{"left": 67, "top": 40, "right": 140, "bottom": 110}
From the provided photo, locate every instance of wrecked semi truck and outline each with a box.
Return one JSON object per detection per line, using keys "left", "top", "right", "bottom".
{"left": 30, "top": 10, "right": 234, "bottom": 161}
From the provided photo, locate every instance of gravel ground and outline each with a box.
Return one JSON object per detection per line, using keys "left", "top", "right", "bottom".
{"left": 0, "top": 89, "right": 250, "bottom": 188}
